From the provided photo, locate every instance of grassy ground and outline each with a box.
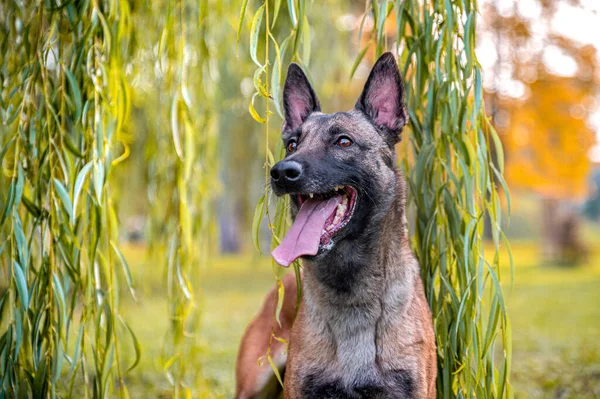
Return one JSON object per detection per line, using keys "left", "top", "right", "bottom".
{"left": 117, "top": 241, "right": 600, "bottom": 398}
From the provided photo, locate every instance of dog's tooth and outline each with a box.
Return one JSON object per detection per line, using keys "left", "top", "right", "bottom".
{"left": 309, "top": 193, "right": 314, "bottom": 198}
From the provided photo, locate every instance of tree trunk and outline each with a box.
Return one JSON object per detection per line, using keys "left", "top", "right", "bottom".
{"left": 540, "top": 197, "right": 586, "bottom": 265}
{"left": 541, "top": 197, "right": 560, "bottom": 262}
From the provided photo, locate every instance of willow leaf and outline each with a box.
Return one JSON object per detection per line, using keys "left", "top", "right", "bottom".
{"left": 53, "top": 178, "right": 74, "bottom": 222}
{"left": 237, "top": 0, "right": 251, "bottom": 52}
{"left": 65, "top": 68, "right": 82, "bottom": 121}
{"left": 252, "top": 193, "right": 266, "bottom": 253}
{"left": 72, "top": 162, "right": 92, "bottom": 224}
{"left": 110, "top": 241, "right": 136, "bottom": 299}
{"left": 250, "top": 5, "right": 265, "bottom": 67}
{"left": 13, "top": 261, "right": 28, "bottom": 312}
{"left": 249, "top": 93, "right": 267, "bottom": 124}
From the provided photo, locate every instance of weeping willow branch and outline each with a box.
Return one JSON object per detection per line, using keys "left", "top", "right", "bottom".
{"left": 240, "top": 0, "right": 310, "bottom": 383}
{"left": 154, "top": 0, "right": 217, "bottom": 396}
{"left": 241, "top": 0, "right": 512, "bottom": 396}
{"left": 356, "top": 0, "right": 513, "bottom": 397}
{"left": 0, "top": 1, "right": 136, "bottom": 397}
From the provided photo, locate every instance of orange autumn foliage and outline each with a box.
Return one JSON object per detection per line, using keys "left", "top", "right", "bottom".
{"left": 500, "top": 77, "right": 596, "bottom": 200}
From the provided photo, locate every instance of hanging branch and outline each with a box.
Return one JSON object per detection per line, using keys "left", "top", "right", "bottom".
{"left": 355, "top": 0, "right": 513, "bottom": 396}
{"left": 239, "top": 0, "right": 309, "bottom": 384}
{"left": 154, "top": 0, "right": 216, "bottom": 396}
{"left": 0, "top": 0, "right": 137, "bottom": 397}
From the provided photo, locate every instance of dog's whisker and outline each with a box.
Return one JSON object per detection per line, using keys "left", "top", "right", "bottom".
{"left": 346, "top": 177, "right": 376, "bottom": 205}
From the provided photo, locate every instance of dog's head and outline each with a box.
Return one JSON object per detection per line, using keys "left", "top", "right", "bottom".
{"left": 270, "top": 52, "right": 408, "bottom": 267}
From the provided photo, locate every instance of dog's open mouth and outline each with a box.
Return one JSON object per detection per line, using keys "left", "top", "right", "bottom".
{"left": 297, "top": 186, "right": 358, "bottom": 246}
{"left": 271, "top": 186, "right": 357, "bottom": 267}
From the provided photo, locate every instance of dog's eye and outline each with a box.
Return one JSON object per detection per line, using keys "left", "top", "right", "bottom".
{"left": 287, "top": 140, "right": 297, "bottom": 153}
{"left": 336, "top": 136, "right": 353, "bottom": 148}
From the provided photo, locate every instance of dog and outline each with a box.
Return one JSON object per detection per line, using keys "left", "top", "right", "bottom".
{"left": 235, "top": 52, "right": 437, "bottom": 399}
{"left": 235, "top": 271, "right": 299, "bottom": 399}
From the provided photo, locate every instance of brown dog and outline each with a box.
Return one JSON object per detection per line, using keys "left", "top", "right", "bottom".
{"left": 236, "top": 53, "right": 436, "bottom": 398}
{"left": 235, "top": 272, "right": 298, "bottom": 399}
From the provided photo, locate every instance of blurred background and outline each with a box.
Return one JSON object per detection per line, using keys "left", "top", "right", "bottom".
{"left": 2, "top": 0, "right": 600, "bottom": 398}
{"left": 111, "top": 0, "right": 600, "bottom": 397}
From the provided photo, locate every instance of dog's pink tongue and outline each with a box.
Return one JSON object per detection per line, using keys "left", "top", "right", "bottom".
{"left": 272, "top": 196, "right": 342, "bottom": 267}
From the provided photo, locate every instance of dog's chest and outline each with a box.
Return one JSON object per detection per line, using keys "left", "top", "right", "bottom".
{"left": 299, "top": 369, "right": 414, "bottom": 399}
{"left": 298, "top": 303, "right": 414, "bottom": 398}
{"left": 295, "top": 266, "right": 417, "bottom": 398}
{"left": 299, "top": 334, "right": 415, "bottom": 398}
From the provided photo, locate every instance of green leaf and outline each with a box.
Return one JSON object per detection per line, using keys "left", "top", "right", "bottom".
{"left": 68, "top": 324, "right": 85, "bottom": 377}
{"left": 271, "top": 34, "right": 284, "bottom": 118}
{"left": 52, "top": 273, "right": 67, "bottom": 334}
{"left": 1, "top": 181, "right": 15, "bottom": 228}
{"left": 287, "top": 0, "right": 297, "bottom": 27}
{"left": 302, "top": 16, "right": 311, "bottom": 65}
{"left": 13, "top": 261, "right": 28, "bottom": 312}
{"left": 171, "top": 93, "right": 184, "bottom": 161}
{"left": 14, "top": 310, "right": 23, "bottom": 359}
{"left": 14, "top": 214, "right": 28, "bottom": 268}
{"left": 65, "top": 68, "right": 82, "bottom": 121}
{"left": 273, "top": 35, "right": 293, "bottom": 119}
{"left": 267, "top": 353, "right": 284, "bottom": 387}
{"left": 110, "top": 241, "right": 136, "bottom": 299}
{"left": 120, "top": 317, "right": 142, "bottom": 373}
{"left": 236, "top": 0, "right": 251, "bottom": 52}
{"left": 94, "top": 161, "right": 105, "bottom": 202}
{"left": 252, "top": 193, "right": 266, "bottom": 253}
{"left": 350, "top": 43, "right": 370, "bottom": 79}
{"left": 488, "top": 121, "right": 505, "bottom": 174}
{"left": 275, "top": 278, "right": 284, "bottom": 328}
{"left": 249, "top": 93, "right": 267, "bottom": 123}
{"left": 63, "top": 133, "right": 85, "bottom": 158}
{"left": 272, "top": 0, "right": 282, "bottom": 28}
{"left": 72, "top": 162, "right": 93, "bottom": 224}
{"left": 474, "top": 67, "right": 483, "bottom": 120}
{"left": 357, "top": 6, "right": 371, "bottom": 45}
{"left": 0, "top": 136, "right": 15, "bottom": 169}
{"left": 253, "top": 63, "right": 270, "bottom": 98}
{"left": 15, "top": 163, "right": 24, "bottom": 208}
{"left": 53, "top": 178, "right": 74, "bottom": 222}
{"left": 250, "top": 5, "right": 265, "bottom": 67}
{"left": 376, "top": 0, "right": 388, "bottom": 57}
{"left": 292, "top": 0, "right": 305, "bottom": 58}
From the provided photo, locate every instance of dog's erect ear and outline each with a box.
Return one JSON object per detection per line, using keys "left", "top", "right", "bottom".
{"left": 283, "top": 63, "right": 321, "bottom": 131}
{"left": 356, "top": 52, "right": 408, "bottom": 142}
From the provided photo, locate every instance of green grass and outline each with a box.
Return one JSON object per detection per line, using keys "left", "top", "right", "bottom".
{"left": 118, "top": 248, "right": 277, "bottom": 398}
{"left": 503, "top": 243, "right": 600, "bottom": 398}
{"left": 117, "top": 242, "right": 600, "bottom": 398}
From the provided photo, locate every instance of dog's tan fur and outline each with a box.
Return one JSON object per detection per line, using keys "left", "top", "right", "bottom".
{"left": 235, "top": 272, "right": 298, "bottom": 399}
{"left": 283, "top": 174, "right": 436, "bottom": 398}
{"left": 236, "top": 176, "right": 436, "bottom": 398}
{"left": 235, "top": 53, "right": 437, "bottom": 398}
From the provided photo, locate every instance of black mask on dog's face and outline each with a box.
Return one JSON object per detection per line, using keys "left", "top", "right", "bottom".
{"left": 270, "top": 52, "right": 408, "bottom": 267}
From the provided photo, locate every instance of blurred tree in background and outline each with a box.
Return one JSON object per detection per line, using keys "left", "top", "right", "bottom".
{"left": 479, "top": 0, "right": 599, "bottom": 264}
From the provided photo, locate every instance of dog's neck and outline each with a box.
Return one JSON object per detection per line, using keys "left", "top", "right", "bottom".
{"left": 300, "top": 172, "right": 418, "bottom": 381}
{"left": 302, "top": 172, "right": 416, "bottom": 305}
{"left": 301, "top": 172, "right": 418, "bottom": 317}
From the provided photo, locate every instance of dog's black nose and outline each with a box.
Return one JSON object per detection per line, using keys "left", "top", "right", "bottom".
{"left": 271, "top": 160, "right": 303, "bottom": 182}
